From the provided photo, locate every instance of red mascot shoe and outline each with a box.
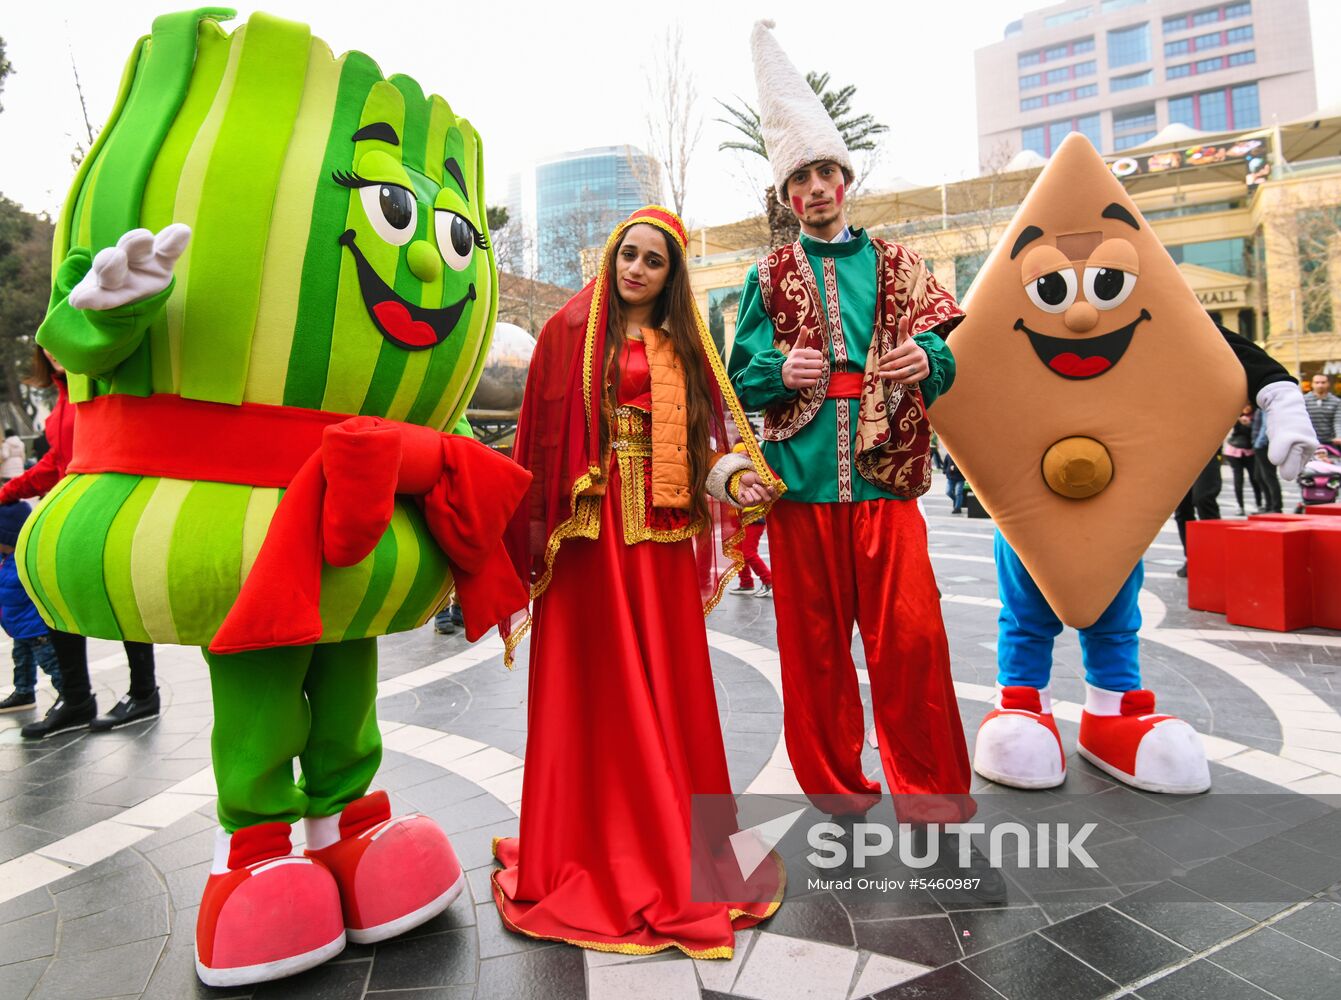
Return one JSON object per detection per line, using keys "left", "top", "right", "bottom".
{"left": 973, "top": 685, "right": 1067, "bottom": 789}
{"left": 1078, "top": 687, "right": 1211, "bottom": 794}
{"left": 195, "top": 822, "right": 346, "bottom": 987}
{"left": 305, "top": 791, "right": 465, "bottom": 943}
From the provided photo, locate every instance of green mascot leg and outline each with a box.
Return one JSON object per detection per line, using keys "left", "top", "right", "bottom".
{"left": 300, "top": 637, "right": 382, "bottom": 819}
{"left": 204, "top": 638, "right": 382, "bottom": 832}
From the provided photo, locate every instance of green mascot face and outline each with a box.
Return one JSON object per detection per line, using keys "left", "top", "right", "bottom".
{"left": 55, "top": 6, "right": 497, "bottom": 428}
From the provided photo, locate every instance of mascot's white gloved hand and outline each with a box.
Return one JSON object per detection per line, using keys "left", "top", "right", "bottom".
{"left": 68, "top": 224, "right": 191, "bottom": 311}
{"left": 1258, "top": 380, "right": 1320, "bottom": 481}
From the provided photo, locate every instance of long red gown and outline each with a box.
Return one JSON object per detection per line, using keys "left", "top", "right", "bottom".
{"left": 492, "top": 341, "right": 782, "bottom": 958}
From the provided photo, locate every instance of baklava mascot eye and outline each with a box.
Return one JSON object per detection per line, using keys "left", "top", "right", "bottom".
{"left": 21, "top": 9, "right": 530, "bottom": 986}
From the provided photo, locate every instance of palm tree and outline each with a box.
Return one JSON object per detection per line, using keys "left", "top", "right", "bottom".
{"left": 716, "top": 71, "right": 889, "bottom": 246}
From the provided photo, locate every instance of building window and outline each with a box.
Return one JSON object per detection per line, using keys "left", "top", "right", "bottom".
{"left": 1228, "top": 49, "right": 1255, "bottom": 66}
{"left": 1074, "top": 37, "right": 1096, "bottom": 54}
{"left": 1195, "top": 57, "right": 1224, "bottom": 73}
{"left": 1167, "top": 82, "right": 1258, "bottom": 130}
{"left": 1114, "top": 105, "right": 1157, "bottom": 131}
{"left": 1193, "top": 31, "right": 1223, "bottom": 50}
{"left": 1198, "top": 89, "right": 1229, "bottom": 130}
{"left": 1050, "top": 90, "right": 1075, "bottom": 105}
{"left": 1167, "top": 64, "right": 1193, "bottom": 79}
{"left": 1165, "top": 39, "right": 1190, "bottom": 56}
{"left": 1225, "top": 1, "right": 1251, "bottom": 17}
{"left": 1112, "top": 69, "right": 1153, "bottom": 90}
{"left": 1019, "top": 51, "right": 1041, "bottom": 68}
{"left": 1024, "top": 113, "right": 1101, "bottom": 158}
{"left": 1076, "top": 83, "right": 1099, "bottom": 98}
{"left": 1046, "top": 7, "right": 1093, "bottom": 27}
{"left": 1107, "top": 23, "right": 1150, "bottom": 68}
{"left": 1167, "top": 237, "right": 1247, "bottom": 275}
{"left": 1021, "top": 73, "right": 1044, "bottom": 89}
{"left": 1192, "top": 8, "right": 1221, "bottom": 25}
{"left": 1075, "top": 59, "right": 1097, "bottom": 77}
{"left": 1102, "top": 0, "right": 1146, "bottom": 10}
{"left": 1114, "top": 130, "right": 1157, "bottom": 149}
{"left": 1163, "top": 14, "right": 1187, "bottom": 32}
{"left": 1021, "top": 96, "right": 1045, "bottom": 111}
{"left": 1022, "top": 125, "right": 1047, "bottom": 156}
{"left": 1226, "top": 25, "right": 1253, "bottom": 43}
{"left": 1045, "top": 44, "right": 1069, "bottom": 60}
{"left": 1231, "top": 83, "right": 1260, "bottom": 127}
{"left": 1046, "top": 67, "right": 1072, "bottom": 84}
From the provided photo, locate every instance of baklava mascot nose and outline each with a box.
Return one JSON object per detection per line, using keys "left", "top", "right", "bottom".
{"left": 929, "top": 134, "right": 1315, "bottom": 795}
{"left": 20, "top": 9, "right": 530, "bottom": 986}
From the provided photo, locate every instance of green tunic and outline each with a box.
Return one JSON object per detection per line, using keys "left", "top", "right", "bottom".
{"left": 728, "top": 229, "right": 955, "bottom": 503}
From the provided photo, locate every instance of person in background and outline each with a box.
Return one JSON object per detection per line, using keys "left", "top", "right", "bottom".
{"left": 1305, "top": 373, "right": 1341, "bottom": 446}
{"left": 0, "top": 429, "right": 25, "bottom": 482}
{"left": 1, "top": 348, "right": 159, "bottom": 738}
{"left": 1251, "top": 404, "right": 1283, "bottom": 513}
{"left": 433, "top": 600, "right": 464, "bottom": 635}
{"left": 943, "top": 452, "right": 967, "bottom": 515}
{"left": 1223, "top": 406, "right": 1264, "bottom": 515}
{"left": 0, "top": 502, "right": 62, "bottom": 713}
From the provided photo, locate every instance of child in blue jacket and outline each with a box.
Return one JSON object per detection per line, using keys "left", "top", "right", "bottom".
{"left": 0, "top": 502, "right": 61, "bottom": 712}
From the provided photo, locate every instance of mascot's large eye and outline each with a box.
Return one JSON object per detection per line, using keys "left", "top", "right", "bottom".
{"left": 1083, "top": 266, "right": 1136, "bottom": 310}
{"left": 436, "top": 210, "right": 482, "bottom": 271}
{"left": 360, "top": 183, "right": 417, "bottom": 246}
{"left": 1025, "top": 269, "right": 1077, "bottom": 313}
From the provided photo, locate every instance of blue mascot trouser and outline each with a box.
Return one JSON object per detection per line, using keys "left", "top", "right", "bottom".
{"left": 994, "top": 531, "right": 1142, "bottom": 693}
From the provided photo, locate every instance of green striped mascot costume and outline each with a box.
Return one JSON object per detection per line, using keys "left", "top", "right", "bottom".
{"left": 22, "top": 8, "right": 531, "bottom": 987}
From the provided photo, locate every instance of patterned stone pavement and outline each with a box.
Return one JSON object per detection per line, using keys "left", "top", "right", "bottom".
{"left": 1, "top": 469, "right": 1340, "bottom": 1000}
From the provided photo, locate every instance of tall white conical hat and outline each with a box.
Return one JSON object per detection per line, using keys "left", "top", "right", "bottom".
{"left": 750, "top": 20, "right": 853, "bottom": 205}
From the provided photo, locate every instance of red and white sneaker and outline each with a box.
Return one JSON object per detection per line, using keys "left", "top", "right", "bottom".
{"left": 973, "top": 685, "right": 1066, "bottom": 789}
{"left": 195, "top": 822, "right": 345, "bottom": 987}
{"left": 1078, "top": 687, "right": 1211, "bottom": 794}
{"left": 305, "top": 791, "right": 465, "bottom": 943}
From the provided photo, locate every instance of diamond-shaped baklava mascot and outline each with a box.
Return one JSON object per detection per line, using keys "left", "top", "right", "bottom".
{"left": 20, "top": 9, "right": 530, "bottom": 986}
{"left": 930, "top": 133, "right": 1313, "bottom": 796}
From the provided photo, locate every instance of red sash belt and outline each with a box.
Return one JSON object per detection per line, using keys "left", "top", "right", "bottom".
{"left": 68, "top": 394, "right": 531, "bottom": 654}
{"left": 825, "top": 372, "right": 865, "bottom": 400}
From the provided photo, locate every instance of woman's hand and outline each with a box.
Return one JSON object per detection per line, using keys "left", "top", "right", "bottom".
{"left": 735, "top": 470, "right": 777, "bottom": 506}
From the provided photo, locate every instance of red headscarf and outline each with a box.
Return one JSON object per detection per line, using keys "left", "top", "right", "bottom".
{"left": 500, "top": 206, "right": 780, "bottom": 661}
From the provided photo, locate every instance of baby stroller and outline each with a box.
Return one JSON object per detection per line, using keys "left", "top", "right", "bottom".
{"left": 1295, "top": 444, "right": 1341, "bottom": 512}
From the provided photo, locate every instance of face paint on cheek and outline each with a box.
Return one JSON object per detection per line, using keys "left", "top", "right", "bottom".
{"left": 835, "top": 184, "right": 845, "bottom": 207}
{"left": 792, "top": 195, "right": 805, "bottom": 216}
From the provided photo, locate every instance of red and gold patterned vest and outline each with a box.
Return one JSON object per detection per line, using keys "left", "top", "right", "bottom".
{"left": 754, "top": 238, "right": 960, "bottom": 499}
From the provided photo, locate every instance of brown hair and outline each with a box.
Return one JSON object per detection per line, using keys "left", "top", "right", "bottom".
{"left": 23, "top": 346, "right": 54, "bottom": 390}
{"left": 600, "top": 224, "right": 715, "bottom": 522}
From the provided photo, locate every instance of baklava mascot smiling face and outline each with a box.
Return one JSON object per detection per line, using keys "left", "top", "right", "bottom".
{"left": 20, "top": 8, "right": 531, "bottom": 987}
{"left": 931, "top": 133, "right": 1314, "bottom": 797}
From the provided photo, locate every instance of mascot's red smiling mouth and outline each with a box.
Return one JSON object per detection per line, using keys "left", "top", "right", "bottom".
{"left": 340, "top": 229, "right": 474, "bottom": 351}
{"left": 1014, "top": 309, "right": 1150, "bottom": 380}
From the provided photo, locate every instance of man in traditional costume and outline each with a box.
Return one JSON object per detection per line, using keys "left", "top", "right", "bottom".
{"left": 728, "top": 21, "right": 973, "bottom": 824}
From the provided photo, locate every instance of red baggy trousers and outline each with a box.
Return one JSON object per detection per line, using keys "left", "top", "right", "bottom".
{"left": 767, "top": 498, "right": 973, "bottom": 821}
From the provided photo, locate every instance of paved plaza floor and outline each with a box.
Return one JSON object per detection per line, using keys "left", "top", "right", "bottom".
{"left": 1, "top": 471, "right": 1339, "bottom": 1000}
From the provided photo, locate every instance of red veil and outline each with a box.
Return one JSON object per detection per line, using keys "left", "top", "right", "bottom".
{"left": 500, "top": 206, "right": 781, "bottom": 662}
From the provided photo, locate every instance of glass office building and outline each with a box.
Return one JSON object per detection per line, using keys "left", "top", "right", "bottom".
{"left": 535, "top": 146, "right": 663, "bottom": 289}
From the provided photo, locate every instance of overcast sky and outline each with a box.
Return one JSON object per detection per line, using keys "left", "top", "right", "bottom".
{"left": 1, "top": 0, "right": 1338, "bottom": 229}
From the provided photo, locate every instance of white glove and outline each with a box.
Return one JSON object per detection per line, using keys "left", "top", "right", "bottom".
{"left": 1257, "top": 379, "right": 1319, "bottom": 481}
{"left": 68, "top": 224, "right": 191, "bottom": 311}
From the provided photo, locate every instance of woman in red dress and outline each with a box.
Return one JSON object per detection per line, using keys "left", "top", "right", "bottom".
{"left": 494, "top": 206, "right": 785, "bottom": 958}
